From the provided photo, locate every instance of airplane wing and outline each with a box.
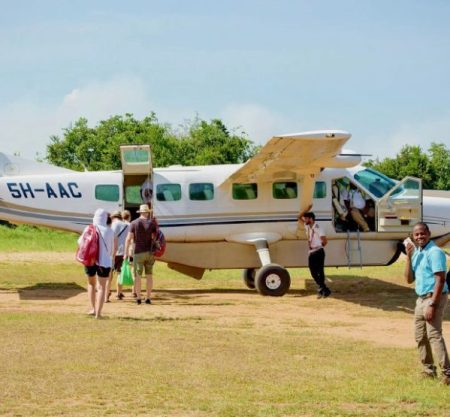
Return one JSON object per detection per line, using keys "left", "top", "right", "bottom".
{"left": 221, "top": 130, "right": 355, "bottom": 184}
{"left": 220, "top": 130, "right": 359, "bottom": 214}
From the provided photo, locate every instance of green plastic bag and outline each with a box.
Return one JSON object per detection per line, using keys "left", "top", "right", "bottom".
{"left": 119, "top": 259, "right": 134, "bottom": 286}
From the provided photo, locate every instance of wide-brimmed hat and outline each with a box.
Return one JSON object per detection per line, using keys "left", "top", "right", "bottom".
{"left": 137, "top": 204, "right": 152, "bottom": 213}
{"left": 110, "top": 210, "right": 122, "bottom": 219}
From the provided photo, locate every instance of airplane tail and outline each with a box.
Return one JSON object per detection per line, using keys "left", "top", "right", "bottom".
{"left": 0, "top": 152, "right": 74, "bottom": 177}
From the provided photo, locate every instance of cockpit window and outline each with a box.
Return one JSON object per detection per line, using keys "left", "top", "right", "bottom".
{"left": 353, "top": 168, "right": 396, "bottom": 198}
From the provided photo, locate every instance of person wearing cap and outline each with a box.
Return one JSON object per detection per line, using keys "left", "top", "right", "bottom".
{"left": 404, "top": 222, "right": 450, "bottom": 385}
{"left": 124, "top": 204, "right": 157, "bottom": 305}
{"left": 107, "top": 210, "right": 130, "bottom": 301}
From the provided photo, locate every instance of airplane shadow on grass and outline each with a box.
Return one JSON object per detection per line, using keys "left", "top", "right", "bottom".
{"left": 17, "top": 282, "right": 85, "bottom": 300}
{"left": 301, "top": 273, "right": 450, "bottom": 320}
{"left": 155, "top": 275, "right": 450, "bottom": 320}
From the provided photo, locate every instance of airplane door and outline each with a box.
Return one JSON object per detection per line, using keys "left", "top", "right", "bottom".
{"left": 377, "top": 177, "right": 422, "bottom": 232}
{"left": 120, "top": 145, "right": 153, "bottom": 214}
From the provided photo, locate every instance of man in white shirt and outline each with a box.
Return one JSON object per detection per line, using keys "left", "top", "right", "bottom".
{"left": 347, "top": 183, "right": 370, "bottom": 232}
{"left": 298, "top": 206, "right": 331, "bottom": 298}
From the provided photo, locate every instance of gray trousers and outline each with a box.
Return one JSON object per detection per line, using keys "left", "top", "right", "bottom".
{"left": 414, "top": 293, "right": 450, "bottom": 377}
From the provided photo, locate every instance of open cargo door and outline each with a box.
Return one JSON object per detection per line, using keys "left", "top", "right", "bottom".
{"left": 377, "top": 177, "right": 422, "bottom": 232}
{"left": 120, "top": 145, "right": 153, "bottom": 215}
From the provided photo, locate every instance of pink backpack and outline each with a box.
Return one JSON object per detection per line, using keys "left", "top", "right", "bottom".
{"left": 76, "top": 225, "right": 99, "bottom": 266}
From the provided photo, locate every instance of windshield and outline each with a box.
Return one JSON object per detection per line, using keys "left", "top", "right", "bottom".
{"left": 353, "top": 168, "right": 396, "bottom": 198}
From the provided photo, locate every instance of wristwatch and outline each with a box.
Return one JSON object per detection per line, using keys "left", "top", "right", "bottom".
{"left": 427, "top": 300, "right": 436, "bottom": 307}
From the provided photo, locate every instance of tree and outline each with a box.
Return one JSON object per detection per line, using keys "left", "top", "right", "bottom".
{"left": 428, "top": 142, "right": 450, "bottom": 190}
{"left": 46, "top": 114, "right": 257, "bottom": 170}
{"left": 365, "top": 142, "right": 450, "bottom": 190}
{"left": 178, "top": 119, "right": 256, "bottom": 166}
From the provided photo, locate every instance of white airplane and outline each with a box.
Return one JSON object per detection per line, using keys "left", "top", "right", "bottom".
{"left": 1, "top": 130, "right": 449, "bottom": 296}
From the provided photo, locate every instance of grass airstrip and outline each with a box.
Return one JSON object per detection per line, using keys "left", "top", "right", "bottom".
{"left": 0, "top": 226, "right": 449, "bottom": 417}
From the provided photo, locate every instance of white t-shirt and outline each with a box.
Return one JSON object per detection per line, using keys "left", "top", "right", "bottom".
{"left": 111, "top": 220, "right": 130, "bottom": 256}
{"left": 96, "top": 225, "right": 115, "bottom": 267}
{"left": 305, "top": 223, "right": 325, "bottom": 252}
{"left": 349, "top": 189, "right": 366, "bottom": 210}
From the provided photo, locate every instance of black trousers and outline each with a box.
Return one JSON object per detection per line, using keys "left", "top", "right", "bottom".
{"left": 308, "top": 248, "right": 328, "bottom": 292}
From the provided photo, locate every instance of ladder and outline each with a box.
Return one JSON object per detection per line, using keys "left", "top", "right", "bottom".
{"left": 346, "top": 229, "right": 362, "bottom": 268}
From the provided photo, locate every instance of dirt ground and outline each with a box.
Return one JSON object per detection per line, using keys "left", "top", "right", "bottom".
{"left": 1, "top": 252, "right": 449, "bottom": 350}
{"left": 0, "top": 251, "right": 75, "bottom": 263}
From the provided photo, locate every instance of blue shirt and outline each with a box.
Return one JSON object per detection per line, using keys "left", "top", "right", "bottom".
{"left": 411, "top": 241, "right": 448, "bottom": 296}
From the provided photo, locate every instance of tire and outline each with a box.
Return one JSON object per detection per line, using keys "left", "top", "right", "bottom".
{"left": 255, "top": 264, "right": 291, "bottom": 297}
{"left": 242, "top": 268, "right": 256, "bottom": 289}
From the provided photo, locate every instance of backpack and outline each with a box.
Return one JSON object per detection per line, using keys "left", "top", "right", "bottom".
{"left": 149, "top": 217, "right": 165, "bottom": 257}
{"left": 76, "top": 224, "right": 99, "bottom": 266}
{"left": 152, "top": 228, "right": 166, "bottom": 258}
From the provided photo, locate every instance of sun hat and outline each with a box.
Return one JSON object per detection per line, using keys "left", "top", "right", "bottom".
{"left": 137, "top": 204, "right": 152, "bottom": 213}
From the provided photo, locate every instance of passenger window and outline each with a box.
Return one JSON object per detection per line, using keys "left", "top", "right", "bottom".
{"left": 125, "top": 185, "right": 142, "bottom": 204}
{"left": 156, "top": 184, "right": 181, "bottom": 201}
{"left": 232, "top": 183, "right": 258, "bottom": 200}
{"left": 273, "top": 182, "right": 297, "bottom": 199}
{"left": 189, "top": 183, "right": 214, "bottom": 201}
{"left": 95, "top": 185, "right": 120, "bottom": 202}
{"left": 313, "top": 181, "right": 327, "bottom": 199}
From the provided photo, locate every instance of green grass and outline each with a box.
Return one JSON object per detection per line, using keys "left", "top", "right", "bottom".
{"left": 0, "top": 224, "right": 77, "bottom": 252}
{"left": 1, "top": 256, "right": 450, "bottom": 416}
{"left": 1, "top": 229, "right": 449, "bottom": 416}
{"left": 1, "top": 309, "right": 449, "bottom": 417}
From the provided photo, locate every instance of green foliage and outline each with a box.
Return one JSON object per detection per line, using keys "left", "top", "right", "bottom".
{"left": 365, "top": 142, "right": 450, "bottom": 190}
{"left": 46, "top": 113, "right": 258, "bottom": 170}
{"left": 180, "top": 119, "right": 256, "bottom": 165}
{"left": 428, "top": 142, "right": 450, "bottom": 190}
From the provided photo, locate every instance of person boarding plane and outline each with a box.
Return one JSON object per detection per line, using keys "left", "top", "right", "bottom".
{"left": 0, "top": 130, "right": 449, "bottom": 296}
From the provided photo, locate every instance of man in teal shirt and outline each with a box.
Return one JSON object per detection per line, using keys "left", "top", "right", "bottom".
{"left": 404, "top": 222, "right": 450, "bottom": 385}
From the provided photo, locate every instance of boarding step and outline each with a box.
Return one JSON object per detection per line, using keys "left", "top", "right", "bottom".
{"left": 346, "top": 230, "right": 362, "bottom": 268}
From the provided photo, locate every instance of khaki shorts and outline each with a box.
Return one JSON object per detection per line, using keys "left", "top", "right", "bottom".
{"left": 133, "top": 251, "right": 155, "bottom": 276}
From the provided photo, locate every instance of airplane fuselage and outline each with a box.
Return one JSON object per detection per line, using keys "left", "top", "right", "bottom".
{"left": 1, "top": 162, "right": 449, "bottom": 273}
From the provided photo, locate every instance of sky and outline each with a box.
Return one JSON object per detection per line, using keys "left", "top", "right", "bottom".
{"left": 1, "top": 0, "right": 450, "bottom": 161}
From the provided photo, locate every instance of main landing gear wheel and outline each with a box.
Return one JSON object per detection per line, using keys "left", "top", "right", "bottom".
{"left": 242, "top": 268, "right": 256, "bottom": 289}
{"left": 255, "top": 264, "right": 291, "bottom": 297}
